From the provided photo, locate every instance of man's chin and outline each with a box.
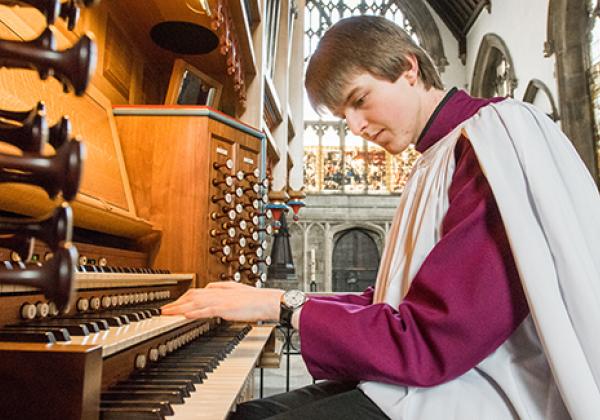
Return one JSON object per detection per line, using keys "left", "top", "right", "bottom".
{"left": 385, "top": 143, "right": 408, "bottom": 155}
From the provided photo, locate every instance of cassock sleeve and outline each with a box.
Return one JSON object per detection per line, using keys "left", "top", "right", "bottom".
{"left": 298, "top": 137, "right": 530, "bottom": 387}
{"left": 308, "top": 287, "right": 374, "bottom": 305}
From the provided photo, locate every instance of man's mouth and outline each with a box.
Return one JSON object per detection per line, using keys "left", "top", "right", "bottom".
{"left": 370, "top": 129, "right": 383, "bottom": 142}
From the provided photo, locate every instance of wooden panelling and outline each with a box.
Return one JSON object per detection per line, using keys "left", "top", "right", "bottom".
{"left": 142, "top": 63, "right": 167, "bottom": 104}
{"left": 115, "top": 108, "right": 262, "bottom": 287}
{"left": 102, "top": 16, "right": 133, "bottom": 100}
{"left": 115, "top": 114, "right": 210, "bottom": 280}
{"left": 85, "top": 0, "right": 255, "bottom": 115}
{"left": 0, "top": 343, "right": 102, "bottom": 420}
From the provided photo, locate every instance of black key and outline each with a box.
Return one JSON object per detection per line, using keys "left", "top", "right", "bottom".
{"left": 100, "top": 407, "right": 164, "bottom": 420}
{"left": 143, "top": 366, "right": 208, "bottom": 380}
{"left": 68, "top": 314, "right": 123, "bottom": 327}
{"left": 0, "top": 326, "right": 71, "bottom": 341}
{"left": 136, "top": 311, "right": 149, "bottom": 320}
{"left": 106, "top": 313, "right": 131, "bottom": 324}
{"left": 163, "top": 355, "right": 219, "bottom": 367}
{"left": 124, "top": 312, "right": 142, "bottom": 322}
{"left": 180, "top": 343, "right": 230, "bottom": 351}
{"left": 131, "top": 371, "right": 203, "bottom": 384}
{"left": 102, "top": 390, "right": 184, "bottom": 404}
{"left": 118, "top": 378, "right": 195, "bottom": 393}
{"left": 59, "top": 317, "right": 110, "bottom": 330}
{"left": 0, "top": 331, "right": 56, "bottom": 343}
{"left": 111, "top": 384, "right": 190, "bottom": 398}
{"left": 34, "top": 320, "right": 99, "bottom": 334}
{"left": 83, "top": 321, "right": 101, "bottom": 333}
{"left": 154, "top": 356, "right": 215, "bottom": 365}
{"left": 141, "top": 366, "right": 207, "bottom": 375}
{"left": 152, "top": 362, "right": 211, "bottom": 374}
{"left": 176, "top": 350, "right": 226, "bottom": 360}
{"left": 100, "top": 400, "right": 174, "bottom": 416}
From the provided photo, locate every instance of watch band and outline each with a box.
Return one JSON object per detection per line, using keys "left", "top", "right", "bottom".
{"left": 279, "top": 289, "right": 307, "bottom": 328}
{"left": 279, "top": 303, "right": 295, "bottom": 328}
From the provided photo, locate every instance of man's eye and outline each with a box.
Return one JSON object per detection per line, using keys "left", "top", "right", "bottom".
{"left": 355, "top": 96, "right": 365, "bottom": 107}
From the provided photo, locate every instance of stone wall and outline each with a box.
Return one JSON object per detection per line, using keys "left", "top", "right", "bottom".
{"left": 266, "top": 194, "right": 400, "bottom": 292}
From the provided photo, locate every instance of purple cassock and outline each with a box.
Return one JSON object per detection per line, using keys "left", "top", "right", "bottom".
{"left": 299, "top": 88, "right": 530, "bottom": 387}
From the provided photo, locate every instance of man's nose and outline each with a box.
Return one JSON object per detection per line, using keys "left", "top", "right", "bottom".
{"left": 345, "top": 111, "right": 367, "bottom": 136}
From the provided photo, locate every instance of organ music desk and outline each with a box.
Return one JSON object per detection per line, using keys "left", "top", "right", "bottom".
{"left": 0, "top": 271, "right": 277, "bottom": 420}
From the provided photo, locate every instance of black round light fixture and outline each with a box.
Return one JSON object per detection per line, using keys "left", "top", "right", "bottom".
{"left": 150, "top": 21, "right": 218, "bottom": 55}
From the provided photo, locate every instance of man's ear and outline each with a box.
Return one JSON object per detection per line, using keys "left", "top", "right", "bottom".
{"left": 404, "top": 54, "right": 420, "bottom": 86}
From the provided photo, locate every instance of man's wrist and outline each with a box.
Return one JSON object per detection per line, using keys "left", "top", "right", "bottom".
{"left": 270, "top": 289, "right": 285, "bottom": 320}
{"left": 278, "top": 289, "right": 308, "bottom": 328}
{"left": 291, "top": 306, "right": 303, "bottom": 329}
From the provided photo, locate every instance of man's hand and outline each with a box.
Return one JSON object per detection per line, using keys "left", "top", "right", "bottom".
{"left": 161, "top": 282, "right": 284, "bottom": 322}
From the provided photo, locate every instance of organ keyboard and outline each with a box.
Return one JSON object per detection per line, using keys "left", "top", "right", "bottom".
{"left": 0, "top": 270, "right": 276, "bottom": 420}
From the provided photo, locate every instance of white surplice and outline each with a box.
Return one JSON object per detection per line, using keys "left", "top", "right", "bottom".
{"left": 360, "top": 99, "right": 600, "bottom": 420}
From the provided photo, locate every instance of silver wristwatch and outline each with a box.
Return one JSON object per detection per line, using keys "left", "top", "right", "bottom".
{"left": 279, "top": 289, "right": 307, "bottom": 328}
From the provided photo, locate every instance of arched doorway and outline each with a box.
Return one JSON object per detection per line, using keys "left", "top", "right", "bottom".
{"left": 471, "top": 33, "right": 518, "bottom": 98}
{"left": 523, "top": 78, "right": 560, "bottom": 122}
{"left": 332, "top": 229, "right": 380, "bottom": 292}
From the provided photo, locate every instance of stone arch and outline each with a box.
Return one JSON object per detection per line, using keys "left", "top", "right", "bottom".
{"left": 394, "top": 0, "right": 449, "bottom": 72}
{"left": 329, "top": 222, "right": 386, "bottom": 253}
{"left": 331, "top": 227, "right": 381, "bottom": 292}
{"left": 523, "top": 79, "right": 560, "bottom": 122}
{"left": 545, "top": 0, "right": 598, "bottom": 180}
{"left": 471, "top": 33, "right": 518, "bottom": 98}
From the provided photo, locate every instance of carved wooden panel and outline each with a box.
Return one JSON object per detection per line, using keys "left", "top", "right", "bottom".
{"left": 115, "top": 109, "right": 263, "bottom": 286}
{"left": 103, "top": 16, "right": 133, "bottom": 100}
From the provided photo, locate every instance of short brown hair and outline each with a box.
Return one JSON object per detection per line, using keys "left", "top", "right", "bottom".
{"left": 305, "top": 15, "right": 443, "bottom": 114}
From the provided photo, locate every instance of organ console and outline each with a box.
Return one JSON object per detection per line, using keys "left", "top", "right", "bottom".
{"left": 0, "top": 269, "right": 275, "bottom": 419}
{"left": 0, "top": 1, "right": 281, "bottom": 418}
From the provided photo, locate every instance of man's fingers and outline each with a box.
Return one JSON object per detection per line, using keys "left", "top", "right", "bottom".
{"left": 162, "top": 294, "right": 193, "bottom": 309}
{"left": 162, "top": 288, "right": 211, "bottom": 310}
{"left": 184, "top": 307, "right": 218, "bottom": 319}
{"left": 161, "top": 301, "right": 200, "bottom": 315}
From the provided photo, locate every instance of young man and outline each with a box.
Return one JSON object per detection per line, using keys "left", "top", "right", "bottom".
{"left": 162, "top": 15, "right": 600, "bottom": 419}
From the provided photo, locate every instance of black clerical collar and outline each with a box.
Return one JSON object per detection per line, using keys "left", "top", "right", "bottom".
{"left": 415, "top": 87, "right": 458, "bottom": 150}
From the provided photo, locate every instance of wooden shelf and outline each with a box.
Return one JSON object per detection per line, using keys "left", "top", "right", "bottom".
{"left": 0, "top": 184, "right": 157, "bottom": 240}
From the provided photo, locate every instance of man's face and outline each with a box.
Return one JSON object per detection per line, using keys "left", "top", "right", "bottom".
{"left": 335, "top": 71, "right": 424, "bottom": 155}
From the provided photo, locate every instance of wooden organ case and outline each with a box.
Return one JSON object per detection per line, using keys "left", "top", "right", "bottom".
{"left": 113, "top": 107, "right": 270, "bottom": 289}
{"left": 0, "top": 1, "right": 277, "bottom": 419}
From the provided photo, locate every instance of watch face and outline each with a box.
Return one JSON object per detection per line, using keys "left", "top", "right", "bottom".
{"left": 284, "top": 290, "right": 305, "bottom": 308}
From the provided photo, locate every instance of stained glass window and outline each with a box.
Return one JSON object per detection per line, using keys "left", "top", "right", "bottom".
{"left": 303, "top": 0, "right": 421, "bottom": 194}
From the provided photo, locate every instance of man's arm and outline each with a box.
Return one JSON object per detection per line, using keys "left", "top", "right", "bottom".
{"left": 290, "top": 287, "right": 375, "bottom": 328}
{"left": 298, "top": 137, "right": 529, "bottom": 386}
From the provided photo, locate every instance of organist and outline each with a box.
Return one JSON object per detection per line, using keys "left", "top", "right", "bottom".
{"left": 162, "top": 15, "right": 600, "bottom": 420}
